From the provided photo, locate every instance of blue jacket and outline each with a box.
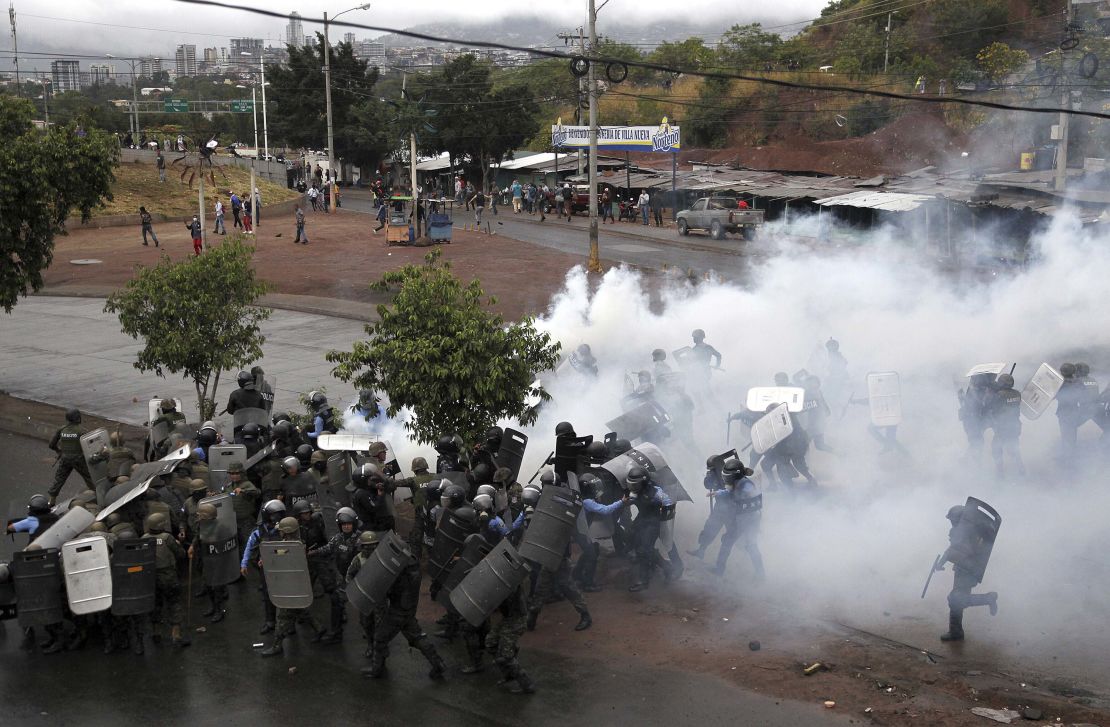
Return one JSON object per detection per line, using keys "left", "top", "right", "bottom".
{"left": 582, "top": 499, "right": 623, "bottom": 516}
{"left": 241, "top": 522, "right": 279, "bottom": 568}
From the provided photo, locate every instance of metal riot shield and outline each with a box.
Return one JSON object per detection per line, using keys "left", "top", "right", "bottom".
{"left": 750, "top": 404, "right": 793, "bottom": 454}
{"left": 866, "top": 372, "right": 903, "bottom": 427}
{"left": 554, "top": 435, "right": 593, "bottom": 481}
{"left": 428, "top": 506, "right": 478, "bottom": 585}
{"left": 518, "top": 485, "right": 581, "bottom": 571}
{"left": 436, "top": 533, "right": 494, "bottom": 608}
{"left": 450, "top": 539, "right": 531, "bottom": 628}
{"left": 233, "top": 407, "right": 271, "bottom": 437}
{"left": 327, "top": 453, "right": 352, "bottom": 510}
{"left": 12, "top": 547, "right": 65, "bottom": 628}
{"left": 244, "top": 442, "right": 277, "bottom": 471}
{"left": 147, "top": 397, "right": 184, "bottom": 451}
{"left": 62, "top": 536, "right": 113, "bottom": 615}
{"left": 198, "top": 494, "right": 240, "bottom": 587}
{"left": 948, "top": 497, "right": 1002, "bottom": 584}
{"left": 282, "top": 472, "right": 319, "bottom": 509}
{"left": 965, "top": 363, "right": 1009, "bottom": 378}
{"left": 80, "top": 428, "right": 112, "bottom": 506}
{"left": 1020, "top": 363, "right": 1064, "bottom": 420}
{"left": 0, "top": 561, "right": 16, "bottom": 621}
{"left": 110, "top": 538, "right": 156, "bottom": 615}
{"left": 496, "top": 428, "right": 529, "bottom": 484}
{"left": 261, "top": 540, "right": 313, "bottom": 609}
{"left": 599, "top": 442, "right": 692, "bottom": 503}
{"left": 29, "top": 507, "right": 95, "bottom": 551}
{"left": 605, "top": 401, "right": 671, "bottom": 444}
{"left": 671, "top": 346, "right": 696, "bottom": 369}
{"left": 347, "top": 531, "right": 416, "bottom": 616}
{"left": 96, "top": 450, "right": 191, "bottom": 522}
{"left": 207, "top": 445, "right": 247, "bottom": 493}
{"left": 746, "top": 387, "right": 806, "bottom": 413}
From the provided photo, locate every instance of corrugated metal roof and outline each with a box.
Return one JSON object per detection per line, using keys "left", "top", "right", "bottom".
{"left": 813, "top": 190, "right": 935, "bottom": 211}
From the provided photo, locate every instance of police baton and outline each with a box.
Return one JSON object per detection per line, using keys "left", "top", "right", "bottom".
{"left": 725, "top": 412, "right": 732, "bottom": 446}
{"left": 920, "top": 553, "right": 943, "bottom": 599}
{"left": 527, "top": 452, "right": 554, "bottom": 484}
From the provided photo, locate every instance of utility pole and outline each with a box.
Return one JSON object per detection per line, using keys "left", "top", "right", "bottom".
{"left": 260, "top": 54, "right": 269, "bottom": 161}
{"left": 586, "top": 0, "right": 601, "bottom": 273}
{"left": 9, "top": 3, "right": 20, "bottom": 98}
{"left": 1055, "top": 0, "right": 1074, "bottom": 192}
{"left": 402, "top": 73, "right": 419, "bottom": 238}
{"left": 40, "top": 78, "right": 48, "bottom": 124}
{"left": 323, "top": 11, "right": 337, "bottom": 211}
{"left": 883, "top": 12, "right": 892, "bottom": 73}
{"left": 558, "top": 27, "right": 586, "bottom": 176}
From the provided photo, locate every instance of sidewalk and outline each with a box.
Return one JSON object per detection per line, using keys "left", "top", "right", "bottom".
{"left": 0, "top": 296, "right": 363, "bottom": 427}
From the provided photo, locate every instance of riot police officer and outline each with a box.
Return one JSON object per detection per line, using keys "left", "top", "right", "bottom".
{"left": 362, "top": 548, "right": 447, "bottom": 680}
{"left": 687, "top": 453, "right": 729, "bottom": 560}
{"left": 141, "top": 512, "right": 189, "bottom": 649}
{"left": 351, "top": 463, "right": 394, "bottom": 532}
{"left": 349, "top": 389, "right": 379, "bottom": 422}
{"left": 241, "top": 499, "right": 287, "bottom": 634}
{"left": 434, "top": 435, "right": 463, "bottom": 473}
{"left": 311, "top": 507, "right": 363, "bottom": 644}
{"left": 225, "top": 370, "right": 265, "bottom": 414}
{"left": 47, "top": 408, "right": 95, "bottom": 506}
{"left": 346, "top": 530, "right": 383, "bottom": 658}
{"left": 573, "top": 473, "right": 627, "bottom": 591}
{"left": 260, "top": 517, "right": 327, "bottom": 656}
{"left": 6, "top": 494, "right": 58, "bottom": 536}
{"left": 305, "top": 392, "right": 339, "bottom": 447}
{"left": 936, "top": 505, "right": 998, "bottom": 642}
{"left": 625, "top": 466, "right": 673, "bottom": 591}
{"left": 706, "top": 459, "right": 764, "bottom": 579}
{"left": 985, "top": 373, "right": 1024, "bottom": 477}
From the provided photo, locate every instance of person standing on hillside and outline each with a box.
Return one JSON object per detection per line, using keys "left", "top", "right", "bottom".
{"left": 186, "top": 215, "right": 203, "bottom": 255}
{"left": 230, "top": 191, "right": 243, "bottom": 229}
{"left": 156, "top": 151, "right": 166, "bottom": 183}
{"left": 139, "top": 206, "right": 159, "bottom": 247}
{"left": 214, "top": 198, "right": 226, "bottom": 235}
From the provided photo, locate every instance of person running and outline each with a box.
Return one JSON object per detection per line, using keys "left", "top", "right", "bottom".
{"left": 139, "top": 206, "right": 159, "bottom": 247}
{"left": 372, "top": 197, "right": 387, "bottom": 234}
{"left": 185, "top": 215, "right": 202, "bottom": 255}
{"left": 470, "top": 187, "right": 486, "bottom": 227}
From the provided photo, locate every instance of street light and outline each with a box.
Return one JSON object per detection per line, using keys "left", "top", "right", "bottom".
{"left": 240, "top": 51, "right": 268, "bottom": 160}
{"left": 323, "top": 3, "right": 371, "bottom": 211}
{"left": 106, "top": 53, "right": 139, "bottom": 138}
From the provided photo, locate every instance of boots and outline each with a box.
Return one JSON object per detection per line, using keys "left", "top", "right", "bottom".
{"left": 129, "top": 620, "right": 145, "bottom": 655}
{"left": 171, "top": 624, "right": 191, "bottom": 649}
{"left": 362, "top": 647, "right": 386, "bottom": 678}
{"left": 508, "top": 663, "right": 536, "bottom": 694}
{"left": 201, "top": 590, "right": 217, "bottom": 618}
{"left": 420, "top": 641, "right": 447, "bottom": 680}
{"left": 940, "top": 613, "right": 964, "bottom": 642}
{"left": 574, "top": 611, "right": 592, "bottom": 631}
{"left": 461, "top": 640, "right": 485, "bottom": 674}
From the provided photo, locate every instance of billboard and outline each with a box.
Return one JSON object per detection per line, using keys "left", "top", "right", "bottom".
{"left": 552, "top": 117, "right": 681, "bottom": 153}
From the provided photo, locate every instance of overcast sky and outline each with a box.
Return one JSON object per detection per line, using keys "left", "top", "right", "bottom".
{"left": 5, "top": 0, "right": 830, "bottom": 70}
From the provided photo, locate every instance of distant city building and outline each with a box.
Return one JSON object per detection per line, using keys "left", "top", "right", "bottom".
{"left": 51, "top": 60, "right": 81, "bottom": 92}
{"left": 287, "top": 11, "right": 304, "bottom": 47}
{"left": 230, "top": 37, "right": 264, "bottom": 73}
{"left": 139, "top": 56, "right": 163, "bottom": 78}
{"left": 343, "top": 32, "right": 356, "bottom": 45}
{"left": 304, "top": 35, "right": 314, "bottom": 48}
{"left": 356, "top": 41, "right": 385, "bottom": 62}
{"left": 88, "top": 63, "right": 116, "bottom": 85}
{"left": 203, "top": 47, "right": 218, "bottom": 63}
{"left": 220, "top": 47, "right": 229, "bottom": 63}
{"left": 175, "top": 44, "right": 198, "bottom": 77}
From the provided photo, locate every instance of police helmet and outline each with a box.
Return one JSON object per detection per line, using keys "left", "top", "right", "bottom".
{"left": 692, "top": 329, "right": 706, "bottom": 341}
{"left": 522, "top": 486, "right": 541, "bottom": 507}
{"left": 262, "top": 499, "right": 287, "bottom": 522}
{"left": 291, "top": 500, "right": 313, "bottom": 517}
{"left": 241, "top": 423, "right": 260, "bottom": 439}
{"left": 1076, "top": 363, "right": 1090, "bottom": 377}
{"left": 27, "top": 494, "right": 51, "bottom": 514}
{"left": 774, "top": 372, "right": 790, "bottom": 386}
{"left": 826, "top": 337, "right": 840, "bottom": 352}
{"left": 1060, "top": 363, "right": 1076, "bottom": 378}
{"left": 358, "top": 530, "right": 379, "bottom": 549}
{"left": 272, "top": 411, "right": 292, "bottom": 425}
{"left": 996, "top": 373, "right": 1015, "bottom": 388}
{"left": 351, "top": 463, "right": 382, "bottom": 488}
{"left": 228, "top": 461, "right": 245, "bottom": 475}
{"left": 539, "top": 470, "right": 555, "bottom": 486}
{"left": 435, "top": 435, "right": 458, "bottom": 455}
{"left": 476, "top": 485, "right": 498, "bottom": 500}
{"left": 586, "top": 441, "right": 609, "bottom": 460}
{"left": 196, "top": 503, "right": 218, "bottom": 521}
{"left": 421, "top": 480, "right": 442, "bottom": 503}
{"left": 145, "top": 512, "right": 169, "bottom": 534}
{"left": 189, "top": 478, "right": 208, "bottom": 493}
{"left": 273, "top": 420, "right": 293, "bottom": 440}
{"left": 652, "top": 348, "right": 666, "bottom": 361}
{"left": 65, "top": 408, "right": 82, "bottom": 424}
{"left": 706, "top": 454, "right": 724, "bottom": 470}
{"left": 611, "top": 438, "right": 631, "bottom": 455}
{"left": 358, "top": 389, "right": 375, "bottom": 407}
{"left": 946, "top": 505, "right": 964, "bottom": 524}
{"left": 309, "top": 391, "right": 328, "bottom": 409}
{"left": 554, "top": 421, "right": 575, "bottom": 437}
{"left": 441, "top": 484, "right": 466, "bottom": 510}
{"left": 282, "top": 456, "right": 299, "bottom": 473}
{"left": 472, "top": 494, "right": 494, "bottom": 512}
{"left": 625, "top": 466, "right": 648, "bottom": 491}
{"left": 295, "top": 444, "right": 314, "bottom": 465}
{"left": 484, "top": 426, "right": 504, "bottom": 447}
{"left": 411, "top": 456, "right": 429, "bottom": 472}
{"left": 277, "top": 517, "right": 300, "bottom": 536}
{"left": 336, "top": 507, "right": 358, "bottom": 526}
{"left": 237, "top": 370, "right": 255, "bottom": 390}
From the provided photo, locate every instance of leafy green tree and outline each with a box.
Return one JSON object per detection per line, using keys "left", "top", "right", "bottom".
{"left": 717, "top": 24, "right": 783, "bottom": 69}
{"left": 650, "top": 39, "right": 714, "bottom": 73}
{"left": 0, "top": 96, "right": 117, "bottom": 312}
{"left": 684, "top": 77, "right": 733, "bottom": 148}
{"left": 976, "top": 42, "right": 1030, "bottom": 83}
{"left": 103, "top": 238, "right": 272, "bottom": 419}
{"left": 327, "top": 250, "right": 561, "bottom": 445}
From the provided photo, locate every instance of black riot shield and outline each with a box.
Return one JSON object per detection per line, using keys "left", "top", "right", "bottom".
{"left": 435, "top": 533, "right": 493, "bottom": 609}
{"left": 30, "top": 507, "right": 95, "bottom": 551}
{"left": 327, "top": 454, "right": 352, "bottom": 506}
{"left": 244, "top": 442, "right": 277, "bottom": 471}
{"left": 428, "top": 506, "right": 478, "bottom": 585}
{"left": 948, "top": 497, "right": 1002, "bottom": 584}
{"left": 554, "top": 435, "right": 593, "bottom": 481}
{"left": 207, "top": 445, "right": 248, "bottom": 493}
{"left": 261, "top": 541, "right": 313, "bottom": 609}
{"left": 110, "top": 538, "right": 157, "bottom": 616}
{"left": 450, "top": 540, "right": 531, "bottom": 628}
{"left": 600, "top": 443, "right": 692, "bottom": 503}
{"left": 347, "top": 531, "right": 416, "bottom": 616}
{"left": 12, "top": 547, "right": 65, "bottom": 628}
{"left": 605, "top": 400, "right": 671, "bottom": 444}
{"left": 0, "top": 561, "right": 16, "bottom": 621}
{"left": 282, "top": 472, "right": 319, "bottom": 509}
{"left": 233, "top": 408, "right": 271, "bottom": 442}
{"left": 495, "top": 428, "right": 529, "bottom": 484}
{"left": 518, "top": 485, "right": 582, "bottom": 571}
{"left": 199, "top": 494, "right": 240, "bottom": 587}
{"left": 80, "top": 428, "right": 112, "bottom": 506}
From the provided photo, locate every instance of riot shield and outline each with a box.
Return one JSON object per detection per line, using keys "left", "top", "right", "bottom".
{"left": 495, "top": 428, "right": 529, "bottom": 484}
{"left": 62, "top": 536, "right": 113, "bottom": 615}
{"left": 199, "top": 494, "right": 240, "bottom": 587}
{"left": 428, "top": 506, "right": 478, "bottom": 585}
{"left": 605, "top": 401, "right": 671, "bottom": 444}
{"left": 0, "top": 561, "right": 16, "bottom": 621}
{"left": 147, "top": 397, "right": 184, "bottom": 451}
{"left": 450, "top": 539, "right": 530, "bottom": 628}
{"left": 96, "top": 451, "right": 190, "bottom": 522}
{"left": 437, "top": 470, "right": 469, "bottom": 490}
{"left": 671, "top": 346, "right": 696, "bottom": 369}
{"left": 599, "top": 442, "right": 691, "bottom": 504}
{"left": 435, "top": 532, "right": 493, "bottom": 609}
{"left": 746, "top": 387, "right": 806, "bottom": 413}
{"left": 965, "top": 363, "right": 1009, "bottom": 378}
{"left": 80, "top": 428, "right": 112, "bottom": 506}
{"left": 244, "top": 442, "right": 277, "bottom": 471}
{"left": 261, "top": 540, "right": 313, "bottom": 609}
{"left": 29, "top": 507, "right": 95, "bottom": 551}
{"left": 233, "top": 407, "right": 271, "bottom": 436}
{"left": 750, "top": 404, "right": 793, "bottom": 454}
{"left": 738, "top": 493, "right": 763, "bottom": 513}
{"left": 110, "top": 538, "right": 156, "bottom": 616}
{"left": 518, "top": 485, "right": 581, "bottom": 571}
{"left": 326, "top": 453, "right": 352, "bottom": 510}
{"left": 948, "top": 497, "right": 1001, "bottom": 584}
{"left": 554, "top": 435, "right": 593, "bottom": 481}
{"left": 256, "top": 372, "right": 276, "bottom": 412}
{"left": 12, "top": 547, "right": 65, "bottom": 628}
{"left": 282, "top": 472, "right": 319, "bottom": 509}
{"left": 1020, "top": 363, "right": 1064, "bottom": 420}
{"left": 347, "top": 531, "right": 416, "bottom": 616}
{"left": 866, "top": 372, "right": 902, "bottom": 427}
{"left": 207, "top": 444, "right": 247, "bottom": 493}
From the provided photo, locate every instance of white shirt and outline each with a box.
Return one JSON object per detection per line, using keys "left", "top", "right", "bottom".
{"left": 638, "top": 192, "right": 650, "bottom": 207}
{"left": 215, "top": 200, "right": 224, "bottom": 215}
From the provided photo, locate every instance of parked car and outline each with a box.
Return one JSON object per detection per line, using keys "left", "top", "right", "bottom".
{"left": 676, "top": 197, "right": 764, "bottom": 240}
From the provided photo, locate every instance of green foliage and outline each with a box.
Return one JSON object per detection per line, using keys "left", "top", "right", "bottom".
{"left": 976, "top": 42, "right": 1030, "bottom": 83}
{"left": 718, "top": 24, "right": 783, "bottom": 69}
{"left": 649, "top": 39, "right": 714, "bottom": 74}
{"left": 684, "top": 77, "right": 733, "bottom": 148}
{"left": 103, "top": 238, "right": 272, "bottom": 419}
{"left": 327, "top": 250, "right": 561, "bottom": 445}
{"left": 928, "top": 0, "right": 1009, "bottom": 58}
{"left": 0, "top": 96, "right": 118, "bottom": 312}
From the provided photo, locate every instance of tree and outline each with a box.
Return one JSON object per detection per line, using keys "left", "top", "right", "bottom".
{"left": 327, "top": 250, "right": 561, "bottom": 445}
{"left": 650, "top": 38, "right": 714, "bottom": 74}
{"left": 976, "top": 42, "right": 1030, "bottom": 83}
{"left": 103, "top": 238, "right": 272, "bottom": 419}
{"left": 717, "top": 24, "right": 783, "bottom": 69}
{"left": 0, "top": 96, "right": 117, "bottom": 313}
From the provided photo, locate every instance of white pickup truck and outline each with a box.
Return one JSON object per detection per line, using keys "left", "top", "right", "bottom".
{"left": 676, "top": 197, "right": 763, "bottom": 240}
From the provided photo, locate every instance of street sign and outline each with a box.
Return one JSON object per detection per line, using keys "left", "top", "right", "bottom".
{"left": 230, "top": 99, "right": 254, "bottom": 113}
{"left": 164, "top": 98, "right": 189, "bottom": 113}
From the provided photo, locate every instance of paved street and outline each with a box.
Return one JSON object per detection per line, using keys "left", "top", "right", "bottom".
{"left": 0, "top": 296, "right": 363, "bottom": 426}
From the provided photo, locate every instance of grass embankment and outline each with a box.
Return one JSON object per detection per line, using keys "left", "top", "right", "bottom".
{"left": 94, "top": 158, "right": 300, "bottom": 218}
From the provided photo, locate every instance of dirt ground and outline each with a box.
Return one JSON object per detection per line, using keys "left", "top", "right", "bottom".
{"left": 46, "top": 208, "right": 622, "bottom": 321}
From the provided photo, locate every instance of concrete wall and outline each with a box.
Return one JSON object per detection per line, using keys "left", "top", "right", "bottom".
{"left": 66, "top": 196, "right": 305, "bottom": 229}
{"left": 119, "top": 148, "right": 287, "bottom": 185}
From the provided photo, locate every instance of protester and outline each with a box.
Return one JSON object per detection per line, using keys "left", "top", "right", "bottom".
{"left": 139, "top": 206, "right": 159, "bottom": 247}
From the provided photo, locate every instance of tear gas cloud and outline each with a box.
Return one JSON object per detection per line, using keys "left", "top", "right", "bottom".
{"left": 342, "top": 211, "right": 1110, "bottom": 687}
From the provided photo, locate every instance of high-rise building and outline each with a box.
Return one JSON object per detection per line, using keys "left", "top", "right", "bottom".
{"left": 286, "top": 11, "right": 304, "bottom": 47}
{"left": 367, "top": 42, "right": 385, "bottom": 59}
{"left": 343, "top": 32, "right": 356, "bottom": 45}
{"left": 88, "top": 63, "right": 116, "bottom": 85}
{"left": 230, "top": 38, "right": 264, "bottom": 73}
{"left": 220, "top": 47, "right": 228, "bottom": 63}
{"left": 203, "top": 47, "right": 218, "bottom": 63}
{"left": 51, "top": 60, "right": 81, "bottom": 92}
{"left": 139, "top": 56, "right": 163, "bottom": 79}
{"left": 175, "top": 44, "right": 198, "bottom": 77}
{"left": 304, "top": 35, "right": 314, "bottom": 48}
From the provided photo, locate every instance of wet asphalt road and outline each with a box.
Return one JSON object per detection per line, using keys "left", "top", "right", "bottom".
{"left": 1, "top": 430, "right": 849, "bottom": 726}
